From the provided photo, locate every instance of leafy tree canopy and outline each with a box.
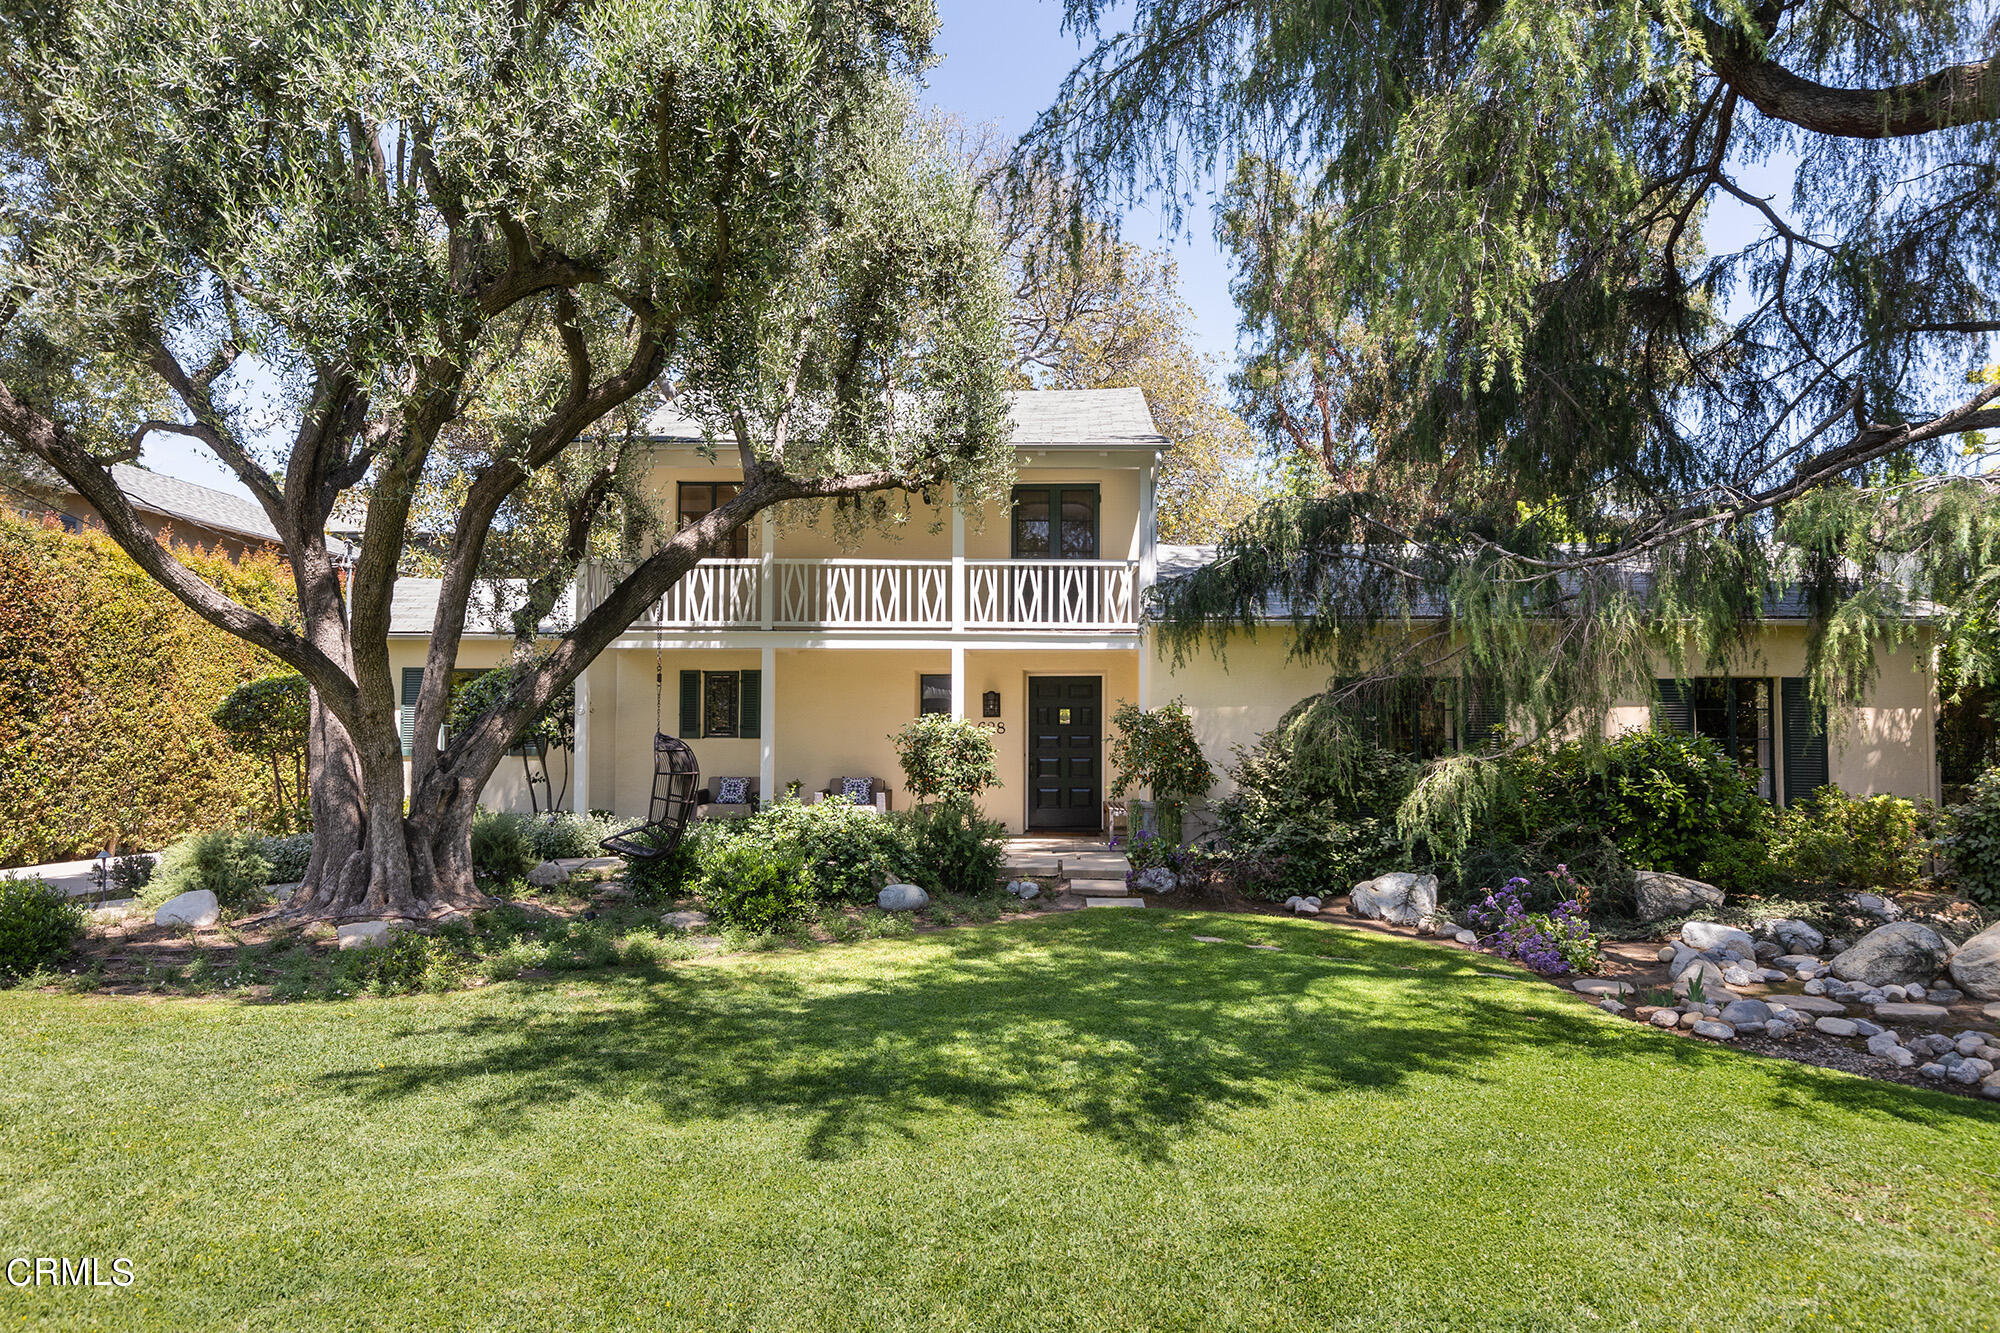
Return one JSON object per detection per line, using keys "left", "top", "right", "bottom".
{"left": 1024, "top": 0, "right": 2000, "bottom": 839}
{"left": 0, "top": 0, "right": 1013, "bottom": 916}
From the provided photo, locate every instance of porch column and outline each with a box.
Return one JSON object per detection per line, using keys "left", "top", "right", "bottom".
{"left": 570, "top": 577, "right": 591, "bottom": 814}
{"left": 759, "top": 512, "right": 775, "bottom": 630}
{"left": 950, "top": 499, "right": 966, "bottom": 633}
{"left": 950, "top": 645, "right": 966, "bottom": 721}
{"left": 759, "top": 645, "right": 777, "bottom": 802}
{"left": 1138, "top": 458, "right": 1159, "bottom": 713}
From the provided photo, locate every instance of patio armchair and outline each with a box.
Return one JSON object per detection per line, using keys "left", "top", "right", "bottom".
{"left": 810, "top": 776, "right": 893, "bottom": 814}
{"left": 695, "top": 776, "right": 759, "bottom": 821}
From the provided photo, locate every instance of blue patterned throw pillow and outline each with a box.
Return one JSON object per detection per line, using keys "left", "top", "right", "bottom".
{"left": 841, "top": 777, "right": 874, "bottom": 805}
{"left": 714, "top": 776, "right": 750, "bottom": 806}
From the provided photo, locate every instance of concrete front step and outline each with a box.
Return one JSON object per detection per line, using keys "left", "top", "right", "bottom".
{"left": 1069, "top": 878, "right": 1131, "bottom": 896}
{"left": 1085, "top": 897, "right": 1146, "bottom": 908}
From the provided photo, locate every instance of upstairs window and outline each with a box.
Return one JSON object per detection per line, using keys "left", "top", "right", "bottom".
{"left": 1011, "top": 486, "right": 1098, "bottom": 560}
{"left": 677, "top": 482, "right": 750, "bottom": 557}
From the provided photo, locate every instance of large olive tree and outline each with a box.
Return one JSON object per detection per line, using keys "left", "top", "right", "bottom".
{"left": 0, "top": 0, "right": 1013, "bottom": 918}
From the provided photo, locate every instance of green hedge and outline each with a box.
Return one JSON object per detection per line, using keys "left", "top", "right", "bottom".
{"left": 0, "top": 514, "right": 295, "bottom": 867}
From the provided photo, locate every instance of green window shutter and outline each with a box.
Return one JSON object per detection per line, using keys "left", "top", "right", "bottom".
{"left": 400, "top": 667, "right": 424, "bottom": 756}
{"left": 679, "top": 670, "right": 702, "bottom": 738}
{"left": 739, "top": 669, "right": 761, "bottom": 739}
{"left": 1780, "top": 676, "right": 1829, "bottom": 807}
{"left": 1654, "top": 679, "right": 1692, "bottom": 734}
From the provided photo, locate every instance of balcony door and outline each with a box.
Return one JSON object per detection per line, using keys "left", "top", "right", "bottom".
{"left": 1028, "top": 676, "right": 1102, "bottom": 831}
{"left": 1012, "top": 486, "right": 1098, "bottom": 560}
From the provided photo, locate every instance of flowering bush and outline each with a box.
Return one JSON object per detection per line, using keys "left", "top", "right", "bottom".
{"left": 1116, "top": 829, "right": 1199, "bottom": 888}
{"left": 1465, "top": 870, "right": 1600, "bottom": 976}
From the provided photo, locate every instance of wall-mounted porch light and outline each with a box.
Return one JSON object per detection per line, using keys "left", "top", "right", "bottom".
{"left": 982, "top": 690, "right": 1002, "bottom": 718}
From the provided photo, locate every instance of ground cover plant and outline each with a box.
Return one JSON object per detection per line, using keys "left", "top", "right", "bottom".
{"left": 2, "top": 911, "right": 1996, "bottom": 1331}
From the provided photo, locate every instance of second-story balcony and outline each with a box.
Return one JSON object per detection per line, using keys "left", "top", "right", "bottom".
{"left": 587, "top": 557, "right": 1143, "bottom": 632}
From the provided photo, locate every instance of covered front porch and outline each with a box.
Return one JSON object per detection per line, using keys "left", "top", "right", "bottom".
{"left": 572, "top": 643, "right": 1142, "bottom": 835}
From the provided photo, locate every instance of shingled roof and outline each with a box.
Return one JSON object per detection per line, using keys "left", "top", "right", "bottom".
{"left": 111, "top": 464, "right": 280, "bottom": 544}
{"left": 643, "top": 386, "right": 1167, "bottom": 450}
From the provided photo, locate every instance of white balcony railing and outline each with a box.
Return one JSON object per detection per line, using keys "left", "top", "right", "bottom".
{"left": 598, "top": 557, "right": 1141, "bottom": 631}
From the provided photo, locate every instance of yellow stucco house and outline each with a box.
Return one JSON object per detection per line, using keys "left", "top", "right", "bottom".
{"left": 389, "top": 387, "right": 1942, "bottom": 832}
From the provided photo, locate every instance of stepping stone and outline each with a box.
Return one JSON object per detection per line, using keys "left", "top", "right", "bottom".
{"left": 1571, "top": 978, "right": 1634, "bottom": 997}
{"left": 1085, "top": 898, "right": 1145, "bottom": 908}
{"left": 1246, "top": 943, "right": 1280, "bottom": 950}
{"left": 1775, "top": 994, "right": 1849, "bottom": 1015}
{"left": 1191, "top": 936, "right": 1226, "bottom": 943}
{"left": 1872, "top": 1001, "right": 1949, "bottom": 1023}
{"left": 1069, "top": 878, "right": 1131, "bottom": 896}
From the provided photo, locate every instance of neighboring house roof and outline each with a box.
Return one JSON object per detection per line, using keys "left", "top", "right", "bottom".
{"left": 110, "top": 463, "right": 280, "bottom": 544}
{"left": 390, "top": 578, "right": 567, "bottom": 636}
{"left": 1154, "top": 544, "right": 1933, "bottom": 622}
{"left": 643, "top": 386, "right": 1168, "bottom": 451}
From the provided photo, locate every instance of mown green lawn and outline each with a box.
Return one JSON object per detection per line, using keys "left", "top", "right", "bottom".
{"left": 2, "top": 909, "right": 1997, "bottom": 1332}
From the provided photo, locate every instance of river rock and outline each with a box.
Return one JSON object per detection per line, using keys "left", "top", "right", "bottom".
{"left": 1633, "top": 870, "right": 1724, "bottom": 922}
{"left": 1846, "top": 893, "right": 1901, "bottom": 921}
{"left": 1759, "top": 918, "right": 1826, "bottom": 955}
{"left": 878, "top": 884, "right": 930, "bottom": 911}
{"left": 336, "top": 921, "right": 395, "bottom": 950}
{"left": 1134, "top": 867, "right": 1178, "bottom": 893}
{"left": 1348, "top": 872, "right": 1438, "bottom": 926}
{"left": 1829, "top": 922, "right": 1952, "bottom": 988}
{"left": 1814, "top": 1017, "right": 1859, "bottom": 1037}
{"left": 1672, "top": 959, "right": 1729, "bottom": 1001}
{"left": 153, "top": 889, "right": 219, "bottom": 928}
{"left": 1720, "top": 998, "right": 1772, "bottom": 1026}
{"left": 1681, "top": 921, "right": 1757, "bottom": 959}
{"left": 1572, "top": 978, "right": 1635, "bottom": 997}
{"left": 1691, "top": 1021, "right": 1736, "bottom": 1040}
{"left": 527, "top": 860, "right": 568, "bottom": 888}
{"left": 1946, "top": 921, "right": 2000, "bottom": 1000}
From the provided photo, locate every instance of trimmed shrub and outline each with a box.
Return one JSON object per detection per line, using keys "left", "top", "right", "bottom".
{"left": 1494, "top": 729, "right": 1774, "bottom": 891}
{"left": 698, "top": 840, "right": 817, "bottom": 931}
{"left": 892, "top": 798, "right": 1006, "bottom": 896}
{"left": 0, "top": 877, "right": 86, "bottom": 979}
{"left": 1454, "top": 834, "right": 1634, "bottom": 915}
{"left": 151, "top": 830, "right": 272, "bottom": 913}
{"left": 470, "top": 810, "right": 538, "bottom": 883}
{"left": 255, "top": 833, "right": 314, "bottom": 885}
{"left": 523, "top": 811, "right": 620, "bottom": 862}
{"left": 1213, "top": 704, "right": 1418, "bottom": 900}
{"left": 110, "top": 853, "right": 155, "bottom": 896}
{"left": 890, "top": 715, "right": 1001, "bottom": 801}
{"left": 0, "top": 514, "right": 297, "bottom": 867}
{"left": 1771, "top": 787, "right": 1928, "bottom": 893}
{"left": 616, "top": 823, "right": 704, "bottom": 906}
{"left": 1939, "top": 766, "right": 2000, "bottom": 908}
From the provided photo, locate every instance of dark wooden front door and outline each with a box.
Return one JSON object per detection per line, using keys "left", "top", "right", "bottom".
{"left": 1028, "top": 676, "right": 1101, "bottom": 831}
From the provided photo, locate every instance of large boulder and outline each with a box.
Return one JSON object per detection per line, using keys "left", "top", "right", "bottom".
{"left": 1828, "top": 922, "right": 1952, "bottom": 988}
{"left": 154, "top": 889, "right": 219, "bottom": 928}
{"left": 1680, "top": 921, "right": 1757, "bottom": 960}
{"left": 1845, "top": 892, "right": 1902, "bottom": 921}
{"left": 1348, "top": 872, "right": 1439, "bottom": 926}
{"left": 878, "top": 884, "right": 930, "bottom": 911}
{"left": 661, "top": 909, "right": 711, "bottom": 932}
{"left": 527, "top": 861, "right": 569, "bottom": 888}
{"left": 1633, "top": 871, "right": 1724, "bottom": 923}
{"left": 1947, "top": 922, "right": 2000, "bottom": 1000}
{"left": 1758, "top": 918, "right": 1826, "bottom": 956}
{"left": 1133, "top": 867, "right": 1177, "bottom": 893}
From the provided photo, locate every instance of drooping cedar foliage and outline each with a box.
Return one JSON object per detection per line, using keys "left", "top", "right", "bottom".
{"left": 1026, "top": 1, "right": 2000, "bottom": 846}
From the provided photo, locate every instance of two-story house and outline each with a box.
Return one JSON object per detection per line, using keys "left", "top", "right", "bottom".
{"left": 388, "top": 385, "right": 1943, "bottom": 832}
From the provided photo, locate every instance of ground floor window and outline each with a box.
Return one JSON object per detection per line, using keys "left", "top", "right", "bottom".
{"left": 1658, "top": 676, "right": 1783, "bottom": 800}
{"left": 918, "top": 673, "right": 952, "bottom": 716}
{"left": 678, "top": 669, "right": 761, "bottom": 739}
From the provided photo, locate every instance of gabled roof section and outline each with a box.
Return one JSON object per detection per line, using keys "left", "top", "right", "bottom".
{"left": 389, "top": 577, "right": 568, "bottom": 637}
{"left": 642, "top": 386, "right": 1167, "bottom": 451}
{"left": 111, "top": 463, "right": 279, "bottom": 544}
